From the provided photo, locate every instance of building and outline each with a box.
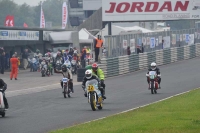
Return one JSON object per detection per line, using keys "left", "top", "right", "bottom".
{"left": 68, "top": 0, "right": 101, "bottom": 26}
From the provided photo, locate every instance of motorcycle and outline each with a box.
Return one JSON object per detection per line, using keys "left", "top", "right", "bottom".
{"left": 62, "top": 77, "right": 71, "bottom": 98}
{"left": 29, "top": 58, "right": 39, "bottom": 72}
{"left": 71, "top": 60, "right": 77, "bottom": 74}
{"left": 0, "top": 89, "right": 6, "bottom": 117}
{"left": 54, "top": 60, "right": 63, "bottom": 72}
{"left": 41, "top": 63, "right": 47, "bottom": 77}
{"left": 146, "top": 71, "right": 159, "bottom": 94}
{"left": 85, "top": 79, "right": 103, "bottom": 111}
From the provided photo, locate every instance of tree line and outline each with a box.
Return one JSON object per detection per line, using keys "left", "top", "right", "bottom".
{"left": 0, "top": 0, "right": 64, "bottom": 28}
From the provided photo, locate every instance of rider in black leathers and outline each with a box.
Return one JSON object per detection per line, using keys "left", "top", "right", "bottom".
{"left": 147, "top": 62, "right": 161, "bottom": 89}
{"left": 0, "top": 78, "right": 8, "bottom": 109}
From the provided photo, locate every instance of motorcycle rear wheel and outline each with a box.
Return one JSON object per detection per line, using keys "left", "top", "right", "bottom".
{"left": 151, "top": 82, "right": 154, "bottom": 94}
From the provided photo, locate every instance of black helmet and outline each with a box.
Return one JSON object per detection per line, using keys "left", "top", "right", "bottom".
{"left": 61, "top": 65, "right": 67, "bottom": 72}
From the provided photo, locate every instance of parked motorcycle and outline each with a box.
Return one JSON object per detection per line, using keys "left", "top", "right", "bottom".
{"left": 62, "top": 77, "right": 71, "bottom": 98}
{"left": 0, "top": 89, "right": 6, "bottom": 117}
{"left": 54, "top": 60, "right": 63, "bottom": 73}
{"left": 85, "top": 79, "right": 103, "bottom": 111}
{"left": 146, "top": 71, "right": 159, "bottom": 94}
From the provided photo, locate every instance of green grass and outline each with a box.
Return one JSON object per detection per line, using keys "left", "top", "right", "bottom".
{"left": 51, "top": 89, "right": 200, "bottom": 133}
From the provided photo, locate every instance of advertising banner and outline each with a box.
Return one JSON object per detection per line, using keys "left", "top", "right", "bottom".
{"left": 123, "top": 40, "right": 128, "bottom": 49}
{"left": 150, "top": 37, "right": 155, "bottom": 48}
{"left": 130, "top": 39, "right": 135, "bottom": 53}
{"left": 0, "top": 30, "right": 39, "bottom": 40}
{"left": 163, "top": 36, "right": 171, "bottom": 48}
{"left": 62, "top": 2, "right": 68, "bottom": 29}
{"left": 102, "top": 0, "right": 200, "bottom": 21}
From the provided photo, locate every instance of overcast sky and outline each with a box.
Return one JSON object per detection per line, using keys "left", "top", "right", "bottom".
{"left": 13, "top": 0, "right": 45, "bottom": 6}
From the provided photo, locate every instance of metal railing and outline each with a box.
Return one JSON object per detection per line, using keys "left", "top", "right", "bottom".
{"left": 99, "top": 43, "right": 200, "bottom": 78}
{"left": 104, "top": 28, "right": 200, "bottom": 58}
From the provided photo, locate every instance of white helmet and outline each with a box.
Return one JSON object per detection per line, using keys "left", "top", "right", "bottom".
{"left": 150, "top": 62, "right": 157, "bottom": 70}
{"left": 85, "top": 70, "right": 92, "bottom": 79}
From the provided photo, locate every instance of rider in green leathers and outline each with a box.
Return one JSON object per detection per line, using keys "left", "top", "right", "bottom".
{"left": 86, "top": 63, "right": 106, "bottom": 99}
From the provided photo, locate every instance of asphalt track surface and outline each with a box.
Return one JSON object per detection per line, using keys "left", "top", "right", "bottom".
{"left": 1, "top": 58, "right": 200, "bottom": 133}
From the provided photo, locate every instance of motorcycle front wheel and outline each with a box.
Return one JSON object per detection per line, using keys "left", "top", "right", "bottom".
{"left": 151, "top": 81, "right": 154, "bottom": 94}
{"left": 63, "top": 86, "right": 67, "bottom": 98}
{"left": 90, "top": 93, "right": 97, "bottom": 111}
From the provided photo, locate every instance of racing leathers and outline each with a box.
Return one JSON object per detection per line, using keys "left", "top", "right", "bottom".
{"left": 82, "top": 75, "right": 101, "bottom": 97}
{"left": 92, "top": 68, "right": 106, "bottom": 97}
{"left": 146, "top": 67, "right": 161, "bottom": 88}
{"left": 57, "top": 68, "right": 74, "bottom": 93}
{"left": 0, "top": 79, "right": 8, "bottom": 109}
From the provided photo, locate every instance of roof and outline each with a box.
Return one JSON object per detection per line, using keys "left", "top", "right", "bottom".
{"left": 49, "top": 31, "right": 74, "bottom": 44}
{"left": 79, "top": 28, "right": 97, "bottom": 43}
{"left": 114, "top": 25, "right": 154, "bottom": 33}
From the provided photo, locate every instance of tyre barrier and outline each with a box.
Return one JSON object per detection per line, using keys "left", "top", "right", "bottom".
{"left": 77, "top": 68, "right": 87, "bottom": 82}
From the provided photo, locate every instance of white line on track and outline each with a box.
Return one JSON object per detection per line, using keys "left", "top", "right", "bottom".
{"left": 66, "top": 88, "right": 199, "bottom": 129}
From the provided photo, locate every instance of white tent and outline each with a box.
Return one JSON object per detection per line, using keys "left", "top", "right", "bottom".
{"left": 96, "top": 24, "right": 154, "bottom": 41}
{"left": 79, "top": 28, "right": 97, "bottom": 43}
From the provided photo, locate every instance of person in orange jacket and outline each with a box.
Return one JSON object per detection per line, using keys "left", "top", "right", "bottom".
{"left": 10, "top": 55, "right": 19, "bottom": 80}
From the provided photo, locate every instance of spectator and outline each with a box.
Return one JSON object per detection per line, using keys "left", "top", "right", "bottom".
{"left": 81, "top": 50, "right": 86, "bottom": 68}
{"left": 5, "top": 52, "right": 10, "bottom": 70}
{"left": 22, "top": 49, "right": 29, "bottom": 70}
{"left": 137, "top": 46, "right": 141, "bottom": 54}
{"left": 69, "top": 47, "right": 74, "bottom": 56}
{"left": 0, "top": 52, "right": 6, "bottom": 74}
{"left": 141, "top": 43, "right": 144, "bottom": 53}
{"left": 127, "top": 46, "right": 131, "bottom": 55}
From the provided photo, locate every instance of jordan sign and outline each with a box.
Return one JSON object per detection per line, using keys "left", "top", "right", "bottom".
{"left": 102, "top": 0, "right": 200, "bottom": 21}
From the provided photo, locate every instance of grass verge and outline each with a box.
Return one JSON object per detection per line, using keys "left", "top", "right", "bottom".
{"left": 51, "top": 89, "right": 200, "bottom": 133}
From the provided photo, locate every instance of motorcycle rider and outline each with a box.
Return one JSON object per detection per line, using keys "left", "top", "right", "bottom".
{"left": 57, "top": 64, "right": 74, "bottom": 93}
{"left": 45, "top": 52, "right": 54, "bottom": 75}
{"left": 82, "top": 70, "right": 102, "bottom": 98}
{"left": 91, "top": 63, "right": 106, "bottom": 99}
{"left": 146, "top": 62, "right": 161, "bottom": 89}
{"left": 0, "top": 78, "right": 8, "bottom": 109}
{"left": 34, "top": 49, "right": 43, "bottom": 63}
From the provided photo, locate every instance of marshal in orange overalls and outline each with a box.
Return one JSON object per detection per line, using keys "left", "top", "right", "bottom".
{"left": 10, "top": 57, "right": 19, "bottom": 80}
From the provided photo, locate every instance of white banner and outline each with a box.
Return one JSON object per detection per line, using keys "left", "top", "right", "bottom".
{"left": 40, "top": 2, "right": 45, "bottom": 28}
{"left": 83, "top": 0, "right": 102, "bottom": 10}
{"left": 130, "top": 39, "right": 135, "bottom": 53}
{"left": 188, "top": 34, "right": 194, "bottom": 45}
{"left": 62, "top": 2, "right": 68, "bottom": 29}
{"left": 163, "top": 36, "right": 171, "bottom": 48}
{"left": 159, "top": 36, "right": 162, "bottom": 44}
{"left": 102, "top": 0, "right": 200, "bottom": 21}
{"left": 142, "top": 37, "right": 146, "bottom": 45}
{"left": 0, "top": 30, "right": 39, "bottom": 40}
{"left": 123, "top": 40, "right": 128, "bottom": 49}
{"left": 172, "top": 34, "right": 176, "bottom": 45}
{"left": 150, "top": 37, "right": 155, "bottom": 48}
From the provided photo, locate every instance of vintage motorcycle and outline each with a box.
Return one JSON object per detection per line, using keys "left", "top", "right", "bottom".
{"left": 71, "top": 60, "right": 77, "bottom": 74}
{"left": 62, "top": 77, "right": 71, "bottom": 98}
{"left": 85, "top": 79, "right": 103, "bottom": 111}
{"left": 146, "top": 71, "right": 160, "bottom": 94}
{"left": 0, "top": 89, "right": 6, "bottom": 117}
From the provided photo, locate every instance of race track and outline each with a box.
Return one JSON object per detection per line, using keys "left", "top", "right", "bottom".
{"left": 0, "top": 58, "right": 200, "bottom": 133}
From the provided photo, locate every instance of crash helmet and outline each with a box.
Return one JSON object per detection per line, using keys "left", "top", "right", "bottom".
{"left": 92, "top": 63, "right": 98, "bottom": 72}
{"left": 85, "top": 70, "right": 92, "bottom": 79}
{"left": 36, "top": 49, "right": 40, "bottom": 53}
{"left": 150, "top": 62, "right": 157, "bottom": 70}
{"left": 61, "top": 64, "right": 67, "bottom": 72}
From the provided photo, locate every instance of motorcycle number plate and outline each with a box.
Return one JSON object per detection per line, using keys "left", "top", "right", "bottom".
{"left": 87, "top": 85, "right": 95, "bottom": 91}
{"left": 62, "top": 78, "right": 68, "bottom": 83}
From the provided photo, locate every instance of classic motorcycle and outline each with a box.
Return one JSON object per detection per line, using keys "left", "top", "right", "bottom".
{"left": 85, "top": 79, "right": 103, "bottom": 111}
{"left": 62, "top": 77, "right": 71, "bottom": 98}
{"left": 0, "top": 89, "right": 6, "bottom": 117}
{"left": 146, "top": 71, "right": 159, "bottom": 94}
{"left": 41, "top": 62, "right": 47, "bottom": 77}
{"left": 71, "top": 60, "right": 77, "bottom": 74}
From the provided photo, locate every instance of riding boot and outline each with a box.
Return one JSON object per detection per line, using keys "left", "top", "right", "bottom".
{"left": 100, "top": 88, "right": 106, "bottom": 99}
{"left": 3, "top": 96, "right": 9, "bottom": 109}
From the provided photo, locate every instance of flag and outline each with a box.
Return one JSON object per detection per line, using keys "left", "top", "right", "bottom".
{"left": 4, "top": 15, "right": 10, "bottom": 27}
{"left": 40, "top": 2, "right": 45, "bottom": 28}
{"left": 62, "top": 2, "right": 68, "bottom": 29}
{"left": 24, "top": 23, "right": 28, "bottom": 28}
{"left": 9, "top": 16, "right": 14, "bottom": 27}
{"left": 4, "top": 15, "right": 14, "bottom": 27}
